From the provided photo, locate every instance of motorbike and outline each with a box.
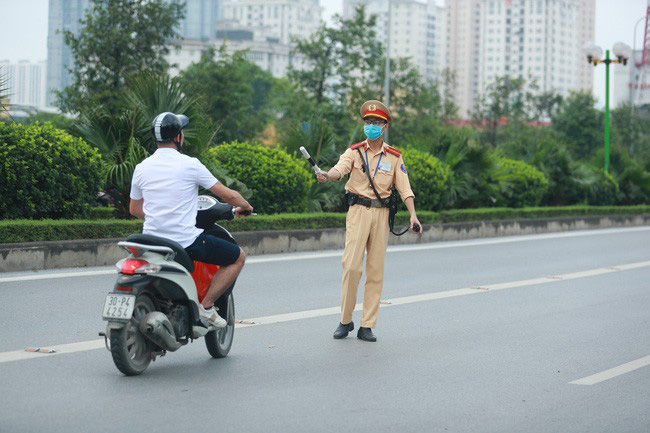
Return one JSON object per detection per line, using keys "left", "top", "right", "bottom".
{"left": 100, "top": 195, "right": 241, "bottom": 376}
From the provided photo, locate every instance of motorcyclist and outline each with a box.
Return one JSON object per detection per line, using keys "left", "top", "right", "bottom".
{"left": 129, "top": 112, "right": 253, "bottom": 328}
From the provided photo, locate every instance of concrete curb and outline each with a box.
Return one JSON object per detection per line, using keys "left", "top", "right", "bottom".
{"left": 1, "top": 215, "right": 649, "bottom": 272}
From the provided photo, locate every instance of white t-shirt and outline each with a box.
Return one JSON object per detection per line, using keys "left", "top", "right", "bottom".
{"left": 130, "top": 148, "right": 218, "bottom": 247}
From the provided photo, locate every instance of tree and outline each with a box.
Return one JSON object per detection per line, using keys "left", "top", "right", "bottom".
{"left": 288, "top": 7, "right": 382, "bottom": 107}
{"left": 180, "top": 47, "right": 277, "bottom": 144}
{"left": 611, "top": 103, "right": 650, "bottom": 157}
{"left": 472, "top": 76, "right": 527, "bottom": 147}
{"left": 552, "top": 91, "right": 602, "bottom": 159}
{"left": 58, "top": 0, "right": 185, "bottom": 115}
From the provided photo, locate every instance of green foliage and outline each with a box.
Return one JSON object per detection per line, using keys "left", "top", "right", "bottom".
{"left": 288, "top": 7, "right": 381, "bottom": 106}
{"left": 179, "top": 47, "right": 277, "bottom": 144}
{"left": 5, "top": 206, "right": 650, "bottom": 243}
{"left": 401, "top": 148, "right": 450, "bottom": 211}
{"left": 0, "top": 219, "right": 143, "bottom": 243}
{"left": 206, "top": 141, "right": 314, "bottom": 214}
{"left": 571, "top": 163, "right": 619, "bottom": 205}
{"left": 19, "top": 112, "right": 77, "bottom": 136}
{"left": 552, "top": 92, "right": 602, "bottom": 158}
{"left": 89, "top": 207, "right": 118, "bottom": 219}
{"left": 497, "top": 128, "right": 577, "bottom": 205}
{"left": 496, "top": 158, "right": 549, "bottom": 207}
{"left": 58, "top": 0, "right": 184, "bottom": 115}
{"left": 0, "top": 122, "right": 104, "bottom": 219}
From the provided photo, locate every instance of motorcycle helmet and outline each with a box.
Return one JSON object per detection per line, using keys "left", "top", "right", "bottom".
{"left": 151, "top": 112, "right": 189, "bottom": 144}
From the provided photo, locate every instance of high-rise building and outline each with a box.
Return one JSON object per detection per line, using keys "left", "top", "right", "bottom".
{"left": 177, "top": 0, "right": 223, "bottom": 40}
{"left": 46, "top": 0, "right": 223, "bottom": 107}
{"left": 223, "top": 0, "right": 322, "bottom": 45}
{"left": 46, "top": 0, "right": 91, "bottom": 107}
{"left": 1, "top": 60, "right": 49, "bottom": 109}
{"left": 343, "top": 0, "right": 446, "bottom": 81}
{"left": 169, "top": 27, "right": 294, "bottom": 78}
{"left": 447, "top": 0, "right": 596, "bottom": 118}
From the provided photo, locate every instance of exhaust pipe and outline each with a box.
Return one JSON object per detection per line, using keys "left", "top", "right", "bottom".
{"left": 139, "top": 312, "right": 182, "bottom": 352}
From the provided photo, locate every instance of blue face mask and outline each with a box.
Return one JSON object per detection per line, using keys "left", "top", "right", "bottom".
{"left": 364, "top": 124, "right": 384, "bottom": 140}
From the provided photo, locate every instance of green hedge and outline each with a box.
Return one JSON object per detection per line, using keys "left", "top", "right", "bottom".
{"left": 401, "top": 148, "right": 450, "bottom": 211}
{"left": 2, "top": 205, "right": 649, "bottom": 244}
{"left": 0, "top": 122, "right": 104, "bottom": 219}
{"left": 206, "top": 141, "right": 314, "bottom": 214}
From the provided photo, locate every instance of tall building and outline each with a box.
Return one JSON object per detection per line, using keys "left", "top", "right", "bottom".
{"left": 447, "top": 0, "right": 596, "bottom": 118}
{"left": 46, "top": 0, "right": 91, "bottom": 107}
{"left": 169, "top": 27, "right": 294, "bottom": 78}
{"left": 223, "top": 0, "right": 322, "bottom": 45}
{"left": 343, "top": 0, "right": 446, "bottom": 81}
{"left": 177, "top": 0, "right": 223, "bottom": 40}
{"left": 1, "top": 60, "right": 48, "bottom": 109}
{"left": 46, "top": 0, "right": 223, "bottom": 107}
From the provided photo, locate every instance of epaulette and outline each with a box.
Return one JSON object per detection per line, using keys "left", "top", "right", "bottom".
{"left": 385, "top": 145, "right": 401, "bottom": 157}
{"left": 349, "top": 142, "right": 365, "bottom": 150}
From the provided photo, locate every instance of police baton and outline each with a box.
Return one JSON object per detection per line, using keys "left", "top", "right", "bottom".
{"left": 299, "top": 146, "right": 323, "bottom": 175}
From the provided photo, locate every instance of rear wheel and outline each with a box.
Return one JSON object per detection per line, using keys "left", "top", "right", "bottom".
{"left": 109, "top": 295, "right": 155, "bottom": 376}
{"left": 205, "top": 293, "right": 235, "bottom": 358}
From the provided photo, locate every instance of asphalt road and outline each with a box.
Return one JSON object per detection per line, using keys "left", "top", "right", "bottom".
{"left": 0, "top": 227, "right": 649, "bottom": 433}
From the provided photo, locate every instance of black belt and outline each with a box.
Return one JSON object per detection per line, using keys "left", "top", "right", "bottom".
{"left": 346, "top": 193, "right": 388, "bottom": 208}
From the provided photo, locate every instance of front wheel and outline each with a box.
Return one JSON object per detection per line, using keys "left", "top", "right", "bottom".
{"left": 109, "top": 295, "right": 155, "bottom": 376}
{"left": 205, "top": 293, "right": 235, "bottom": 358}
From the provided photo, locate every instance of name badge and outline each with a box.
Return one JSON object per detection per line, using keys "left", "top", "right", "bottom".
{"left": 378, "top": 162, "right": 392, "bottom": 172}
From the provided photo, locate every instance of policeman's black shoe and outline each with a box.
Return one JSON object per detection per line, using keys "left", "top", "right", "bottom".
{"left": 357, "top": 327, "right": 377, "bottom": 342}
{"left": 333, "top": 322, "right": 354, "bottom": 339}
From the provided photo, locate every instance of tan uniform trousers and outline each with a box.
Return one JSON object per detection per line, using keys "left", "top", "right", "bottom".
{"left": 340, "top": 204, "right": 390, "bottom": 328}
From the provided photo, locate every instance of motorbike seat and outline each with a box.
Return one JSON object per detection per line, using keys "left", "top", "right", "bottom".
{"left": 126, "top": 234, "right": 195, "bottom": 273}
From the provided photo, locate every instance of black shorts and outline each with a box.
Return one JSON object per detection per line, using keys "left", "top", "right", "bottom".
{"left": 184, "top": 233, "right": 241, "bottom": 266}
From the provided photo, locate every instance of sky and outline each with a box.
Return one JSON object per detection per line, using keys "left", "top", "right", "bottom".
{"left": 0, "top": 0, "right": 646, "bottom": 107}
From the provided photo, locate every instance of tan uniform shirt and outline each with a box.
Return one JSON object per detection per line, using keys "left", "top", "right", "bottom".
{"left": 332, "top": 140, "right": 414, "bottom": 201}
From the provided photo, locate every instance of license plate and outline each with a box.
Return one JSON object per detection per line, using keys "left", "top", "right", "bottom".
{"left": 102, "top": 294, "right": 136, "bottom": 320}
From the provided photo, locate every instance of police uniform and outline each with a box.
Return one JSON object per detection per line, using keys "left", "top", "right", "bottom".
{"left": 330, "top": 100, "right": 414, "bottom": 340}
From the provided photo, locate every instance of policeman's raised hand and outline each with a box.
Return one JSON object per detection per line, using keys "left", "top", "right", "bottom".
{"left": 316, "top": 171, "right": 329, "bottom": 183}
{"left": 410, "top": 215, "right": 423, "bottom": 234}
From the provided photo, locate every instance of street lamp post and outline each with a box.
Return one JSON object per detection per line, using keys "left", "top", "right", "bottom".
{"left": 583, "top": 42, "right": 632, "bottom": 173}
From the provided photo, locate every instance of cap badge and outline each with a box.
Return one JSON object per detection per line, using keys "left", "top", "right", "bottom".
{"left": 368, "top": 104, "right": 377, "bottom": 111}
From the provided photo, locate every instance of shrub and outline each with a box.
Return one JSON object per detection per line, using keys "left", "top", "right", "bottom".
{"left": 0, "top": 122, "right": 104, "bottom": 219}
{"left": 206, "top": 141, "right": 314, "bottom": 214}
{"left": 572, "top": 163, "right": 619, "bottom": 206}
{"left": 497, "top": 158, "right": 549, "bottom": 207}
{"left": 401, "top": 148, "right": 451, "bottom": 211}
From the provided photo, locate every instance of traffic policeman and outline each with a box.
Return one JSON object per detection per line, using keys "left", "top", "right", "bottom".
{"left": 316, "top": 100, "right": 422, "bottom": 342}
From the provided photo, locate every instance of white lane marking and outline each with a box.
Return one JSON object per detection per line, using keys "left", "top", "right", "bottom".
{"left": 2, "top": 259, "right": 650, "bottom": 364}
{"left": 0, "top": 340, "right": 106, "bottom": 363}
{"left": 570, "top": 355, "right": 650, "bottom": 385}
{"left": 2, "top": 226, "right": 650, "bottom": 283}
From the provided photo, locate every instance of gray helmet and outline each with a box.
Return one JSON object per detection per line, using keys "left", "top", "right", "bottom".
{"left": 151, "top": 112, "right": 189, "bottom": 143}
